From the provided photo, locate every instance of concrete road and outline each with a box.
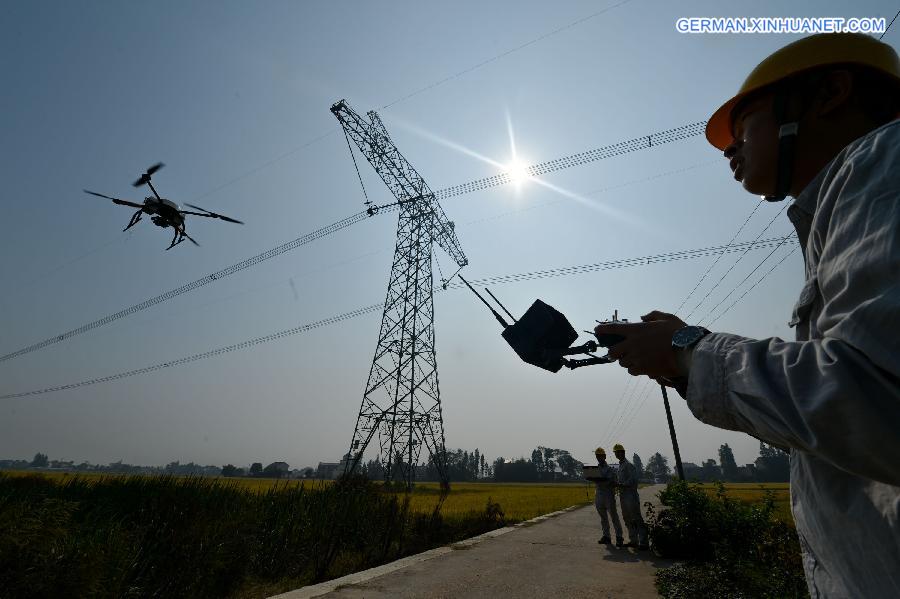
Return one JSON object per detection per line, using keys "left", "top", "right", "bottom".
{"left": 274, "top": 484, "right": 676, "bottom": 599}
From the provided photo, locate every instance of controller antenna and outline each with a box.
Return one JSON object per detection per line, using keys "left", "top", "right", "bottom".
{"left": 459, "top": 275, "right": 509, "bottom": 328}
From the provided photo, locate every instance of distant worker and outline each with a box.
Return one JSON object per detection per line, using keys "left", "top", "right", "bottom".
{"left": 595, "top": 33, "right": 900, "bottom": 597}
{"left": 591, "top": 447, "right": 623, "bottom": 547}
{"left": 613, "top": 444, "right": 648, "bottom": 550}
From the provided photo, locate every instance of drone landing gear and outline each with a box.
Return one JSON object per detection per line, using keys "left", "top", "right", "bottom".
{"left": 123, "top": 209, "right": 143, "bottom": 232}
{"left": 166, "top": 231, "right": 183, "bottom": 250}
{"left": 166, "top": 225, "right": 199, "bottom": 250}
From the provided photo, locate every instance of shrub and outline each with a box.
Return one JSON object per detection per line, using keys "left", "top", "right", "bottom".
{"left": 647, "top": 481, "right": 808, "bottom": 598}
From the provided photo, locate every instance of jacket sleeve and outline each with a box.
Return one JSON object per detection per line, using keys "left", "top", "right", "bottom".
{"left": 685, "top": 140, "right": 900, "bottom": 487}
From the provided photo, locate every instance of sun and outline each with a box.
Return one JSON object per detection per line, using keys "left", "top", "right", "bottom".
{"left": 506, "top": 158, "right": 531, "bottom": 185}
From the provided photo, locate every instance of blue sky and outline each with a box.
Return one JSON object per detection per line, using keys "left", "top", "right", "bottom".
{"left": 2, "top": 0, "right": 896, "bottom": 470}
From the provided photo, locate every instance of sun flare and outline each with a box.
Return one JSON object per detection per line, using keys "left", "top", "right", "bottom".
{"left": 506, "top": 158, "right": 531, "bottom": 185}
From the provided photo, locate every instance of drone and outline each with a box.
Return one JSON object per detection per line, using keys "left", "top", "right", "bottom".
{"left": 83, "top": 163, "right": 243, "bottom": 250}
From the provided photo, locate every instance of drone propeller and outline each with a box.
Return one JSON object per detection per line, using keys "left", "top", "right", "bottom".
{"left": 183, "top": 203, "right": 244, "bottom": 224}
{"left": 133, "top": 162, "right": 165, "bottom": 187}
{"left": 83, "top": 189, "right": 145, "bottom": 209}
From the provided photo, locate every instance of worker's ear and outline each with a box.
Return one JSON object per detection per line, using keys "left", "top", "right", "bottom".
{"left": 814, "top": 70, "right": 854, "bottom": 118}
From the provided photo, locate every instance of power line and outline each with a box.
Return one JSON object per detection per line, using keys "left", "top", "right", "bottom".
{"left": 880, "top": 9, "right": 900, "bottom": 40}
{"left": 0, "top": 210, "right": 371, "bottom": 364}
{"left": 448, "top": 235, "right": 796, "bottom": 288}
{"left": 463, "top": 160, "right": 718, "bottom": 228}
{"left": 0, "top": 304, "right": 384, "bottom": 400}
{"left": 610, "top": 243, "right": 800, "bottom": 441}
{"left": 673, "top": 199, "right": 764, "bottom": 315}
{"left": 698, "top": 233, "right": 795, "bottom": 326}
{"left": 603, "top": 375, "right": 642, "bottom": 447}
{"left": 599, "top": 375, "right": 635, "bottom": 446}
{"left": 1, "top": 237, "right": 798, "bottom": 400}
{"left": 604, "top": 197, "right": 777, "bottom": 442}
{"left": 1, "top": 120, "right": 707, "bottom": 365}
{"left": 434, "top": 122, "right": 706, "bottom": 201}
{"left": 608, "top": 381, "right": 655, "bottom": 443}
{"left": 706, "top": 245, "right": 799, "bottom": 327}
{"left": 189, "top": 130, "right": 336, "bottom": 205}
{"left": 380, "top": 0, "right": 633, "bottom": 109}
{"left": 683, "top": 203, "right": 788, "bottom": 320}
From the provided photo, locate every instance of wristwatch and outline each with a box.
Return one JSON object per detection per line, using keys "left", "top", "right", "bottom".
{"left": 671, "top": 325, "right": 711, "bottom": 351}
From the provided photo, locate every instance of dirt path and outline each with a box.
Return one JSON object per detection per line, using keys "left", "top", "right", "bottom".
{"left": 272, "top": 484, "right": 675, "bottom": 599}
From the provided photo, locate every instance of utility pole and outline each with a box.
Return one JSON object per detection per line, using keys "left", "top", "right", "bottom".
{"left": 660, "top": 385, "right": 685, "bottom": 480}
{"left": 331, "top": 100, "right": 467, "bottom": 490}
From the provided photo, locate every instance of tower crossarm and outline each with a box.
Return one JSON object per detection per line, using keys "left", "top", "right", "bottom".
{"left": 331, "top": 99, "right": 468, "bottom": 268}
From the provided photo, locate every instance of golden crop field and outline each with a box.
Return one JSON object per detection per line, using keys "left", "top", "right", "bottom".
{"left": 405, "top": 482, "right": 594, "bottom": 520}
{"left": 696, "top": 482, "right": 792, "bottom": 520}
{"left": 3, "top": 471, "right": 594, "bottom": 522}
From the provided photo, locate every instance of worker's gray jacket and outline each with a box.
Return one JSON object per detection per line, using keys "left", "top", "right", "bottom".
{"left": 616, "top": 459, "right": 639, "bottom": 492}
{"left": 686, "top": 119, "right": 900, "bottom": 598}
{"left": 592, "top": 463, "right": 618, "bottom": 495}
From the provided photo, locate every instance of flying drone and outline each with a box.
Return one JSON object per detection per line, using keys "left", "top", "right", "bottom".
{"left": 83, "top": 163, "right": 243, "bottom": 250}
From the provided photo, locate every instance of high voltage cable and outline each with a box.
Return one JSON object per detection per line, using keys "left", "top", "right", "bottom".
{"left": 462, "top": 161, "right": 719, "bottom": 228}
{"left": 0, "top": 121, "right": 707, "bottom": 366}
{"left": 434, "top": 122, "right": 706, "bottom": 201}
{"left": 605, "top": 381, "right": 642, "bottom": 447}
{"left": 698, "top": 234, "right": 795, "bottom": 326}
{"left": 707, "top": 245, "right": 799, "bottom": 327}
{"left": 447, "top": 235, "right": 797, "bottom": 288}
{"left": 673, "top": 199, "right": 764, "bottom": 315}
{"left": 0, "top": 304, "right": 385, "bottom": 400}
{"left": 600, "top": 375, "right": 635, "bottom": 446}
{"left": 605, "top": 198, "right": 773, "bottom": 445}
{"left": 1, "top": 237, "right": 797, "bottom": 400}
{"left": 603, "top": 375, "right": 641, "bottom": 447}
{"left": 880, "top": 9, "right": 900, "bottom": 40}
{"left": 608, "top": 237, "right": 801, "bottom": 444}
{"left": 609, "top": 381, "right": 653, "bottom": 443}
{"left": 609, "top": 379, "right": 655, "bottom": 443}
{"left": 380, "top": 0, "right": 633, "bottom": 109}
{"left": 683, "top": 203, "right": 788, "bottom": 320}
{"left": 609, "top": 243, "right": 800, "bottom": 442}
{"left": 0, "top": 210, "right": 371, "bottom": 364}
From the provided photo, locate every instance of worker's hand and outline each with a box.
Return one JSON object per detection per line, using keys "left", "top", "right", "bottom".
{"left": 594, "top": 310, "right": 687, "bottom": 378}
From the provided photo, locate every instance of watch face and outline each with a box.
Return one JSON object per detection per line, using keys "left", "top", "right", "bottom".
{"left": 673, "top": 326, "right": 705, "bottom": 349}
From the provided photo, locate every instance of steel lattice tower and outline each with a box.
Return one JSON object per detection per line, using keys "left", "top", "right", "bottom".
{"left": 331, "top": 100, "right": 467, "bottom": 490}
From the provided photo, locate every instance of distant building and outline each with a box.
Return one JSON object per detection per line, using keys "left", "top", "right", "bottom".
{"left": 317, "top": 454, "right": 353, "bottom": 479}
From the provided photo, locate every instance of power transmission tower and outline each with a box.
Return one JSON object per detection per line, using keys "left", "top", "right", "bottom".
{"left": 331, "top": 99, "right": 468, "bottom": 490}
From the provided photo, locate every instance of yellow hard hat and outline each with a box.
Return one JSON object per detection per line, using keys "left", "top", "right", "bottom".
{"left": 706, "top": 33, "right": 900, "bottom": 150}
{"left": 594, "top": 447, "right": 606, "bottom": 456}
{"left": 613, "top": 443, "right": 625, "bottom": 452}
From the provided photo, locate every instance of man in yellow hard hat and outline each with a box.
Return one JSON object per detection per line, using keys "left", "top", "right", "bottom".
{"left": 595, "top": 33, "right": 900, "bottom": 597}
{"left": 591, "top": 447, "right": 624, "bottom": 546}
{"left": 613, "top": 443, "right": 648, "bottom": 550}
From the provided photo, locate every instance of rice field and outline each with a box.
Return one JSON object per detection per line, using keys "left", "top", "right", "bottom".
{"left": 696, "top": 482, "right": 792, "bottom": 520}
{"left": 2, "top": 471, "right": 595, "bottom": 521}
